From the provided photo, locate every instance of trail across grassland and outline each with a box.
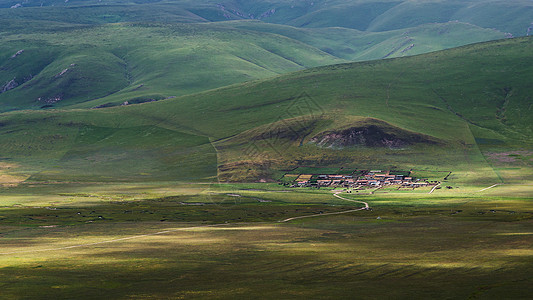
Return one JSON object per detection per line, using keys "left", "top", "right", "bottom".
{"left": 279, "top": 192, "right": 370, "bottom": 222}
{"left": 479, "top": 183, "right": 502, "bottom": 192}
{"left": 429, "top": 183, "right": 441, "bottom": 194}
{"left": 0, "top": 192, "right": 370, "bottom": 255}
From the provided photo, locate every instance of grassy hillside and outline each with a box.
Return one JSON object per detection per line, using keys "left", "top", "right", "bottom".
{"left": 2, "top": 0, "right": 529, "bottom": 111}
{"left": 0, "top": 112, "right": 218, "bottom": 182}
{"left": 0, "top": 21, "right": 344, "bottom": 111}
{"left": 224, "top": 20, "right": 507, "bottom": 61}
{"left": 0, "top": 37, "right": 531, "bottom": 185}
{"left": 3, "top": 0, "right": 531, "bottom": 36}
{"left": 113, "top": 36, "right": 532, "bottom": 142}
{"left": 0, "top": 18, "right": 509, "bottom": 111}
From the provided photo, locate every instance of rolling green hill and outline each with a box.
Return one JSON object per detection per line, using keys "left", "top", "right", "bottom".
{"left": 1, "top": 3, "right": 532, "bottom": 298}
{"left": 0, "top": 19, "right": 508, "bottom": 111}
{"left": 223, "top": 20, "right": 508, "bottom": 61}
{"left": 2, "top": 0, "right": 532, "bottom": 36}
{"left": 0, "top": 37, "right": 531, "bottom": 184}
{"left": 0, "top": 21, "right": 344, "bottom": 111}
{"left": 2, "top": 0, "right": 530, "bottom": 111}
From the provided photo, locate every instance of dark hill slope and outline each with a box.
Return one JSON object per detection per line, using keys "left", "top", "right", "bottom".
{"left": 0, "top": 37, "right": 531, "bottom": 183}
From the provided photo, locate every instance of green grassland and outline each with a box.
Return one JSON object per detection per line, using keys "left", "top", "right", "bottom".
{"left": 0, "top": 37, "right": 532, "bottom": 186}
{"left": 0, "top": 182, "right": 532, "bottom": 299}
{"left": 0, "top": 39, "right": 530, "bottom": 299}
{"left": 2, "top": 0, "right": 532, "bottom": 36}
{"left": 1, "top": 0, "right": 531, "bottom": 111}
{"left": 0, "top": 21, "right": 345, "bottom": 111}
{"left": 0, "top": 11, "right": 532, "bottom": 298}
{"left": 222, "top": 20, "right": 508, "bottom": 61}
{"left": 0, "top": 19, "right": 510, "bottom": 111}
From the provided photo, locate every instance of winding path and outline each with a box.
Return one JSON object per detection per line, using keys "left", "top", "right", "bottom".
{"left": 1, "top": 192, "right": 370, "bottom": 255}
{"left": 279, "top": 192, "right": 370, "bottom": 223}
{"left": 479, "top": 183, "right": 502, "bottom": 192}
{"left": 429, "top": 183, "right": 441, "bottom": 194}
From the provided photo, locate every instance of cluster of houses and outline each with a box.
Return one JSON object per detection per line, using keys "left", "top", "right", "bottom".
{"left": 289, "top": 170, "right": 438, "bottom": 189}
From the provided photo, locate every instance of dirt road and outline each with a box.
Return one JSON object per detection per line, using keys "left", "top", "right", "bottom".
{"left": 479, "top": 183, "right": 502, "bottom": 192}
{"left": 429, "top": 183, "right": 441, "bottom": 194}
{"left": 280, "top": 192, "right": 370, "bottom": 222}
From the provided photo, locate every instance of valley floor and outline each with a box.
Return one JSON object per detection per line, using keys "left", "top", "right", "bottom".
{"left": 0, "top": 181, "right": 532, "bottom": 299}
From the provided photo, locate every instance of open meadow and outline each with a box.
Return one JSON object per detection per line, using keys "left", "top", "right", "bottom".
{"left": 0, "top": 3, "right": 532, "bottom": 296}
{"left": 0, "top": 178, "right": 532, "bottom": 299}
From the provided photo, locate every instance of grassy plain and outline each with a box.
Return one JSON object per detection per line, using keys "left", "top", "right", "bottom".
{"left": 0, "top": 181, "right": 532, "bottom": 299}
{"left": 0, "top": 23, "right": 531, "bottom": 299}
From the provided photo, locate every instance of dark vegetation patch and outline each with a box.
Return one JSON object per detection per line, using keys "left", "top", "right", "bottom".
{"left": 310, "top": 119, "right": 440, "bottom": 149}
{"left": 218, "top": 160, "right": 275, "bottom": 182}
{"left": 91, "top": 102, "right": 116, "bottom": 109}
{"left": 251, "top": 116, "right": 326, "bottom": 145}
{"left": 0, "top": 195, "right": 356, "bottom": 225}
{"left": 485, "top": 150, "right": 533, "bottom": 164}
{"left": 475, "top": 138, "right": 505, "bottom": 145}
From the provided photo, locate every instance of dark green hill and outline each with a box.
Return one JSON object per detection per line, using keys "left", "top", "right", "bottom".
{"left": 0, "top": 37, "right": 531, "bottom": 183}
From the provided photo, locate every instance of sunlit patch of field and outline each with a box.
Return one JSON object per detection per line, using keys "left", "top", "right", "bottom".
{"left": 0, "top": 163, "right": 29, "bottom": 187}
{"left": 496, "top": 249, "right": 533, "bottom": 257}
{"left": 0, "top": 174, "right": 27, "bottom": 187}
{"left": 496, "top": 232, "right": 533, "bottom": 236}
{"left": 0, "top": 182, "right": 215, "bottom": 207}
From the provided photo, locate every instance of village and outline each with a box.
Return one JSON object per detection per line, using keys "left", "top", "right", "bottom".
{"left": 282, "top": 169, "right": 440, "bottom": 190}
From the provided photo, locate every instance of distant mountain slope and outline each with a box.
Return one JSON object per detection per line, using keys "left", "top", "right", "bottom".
{"left": 366, "top": 0, "right": 533, "bottom": 36}
{"left": 0, "top": 18, "right": 509, "bottom": 111}
{"left": 2, "top": 0, "right": 531, "bottom": 36}
{"left": 0, "top": 22, "right": 344, "bottom": 111}
{"left": 0, "top": 37, "right": 531, "bottom": 183}
{"left": 116, "top": 36, "right": 533, "bottom": 144}
{"left": 223, "top": 20, "right": 507, "bottom": 61}
{"left": 1, "top": 0, "right": 530, "bottom": 112}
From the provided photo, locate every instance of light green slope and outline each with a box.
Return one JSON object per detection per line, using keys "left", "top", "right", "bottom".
{"left": 0, "top": 22, "right": 344, "bottom": 111}
{"left": 221, "top": 20, "right": 508, "bottom": 61}
{"left": 0, "top": 113, "right": 218, "bottom": 182}
{"left": 115, "top": 37, "right": 533, "bottom": 144}
{"left": 0, "top": 19, "right": 509, "bottom": 111}
{"left": 2, "top": 0, "right": 532, "bottom": 35}
{"left": 0, "top": 37, "right": 531, "bottom": 183}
